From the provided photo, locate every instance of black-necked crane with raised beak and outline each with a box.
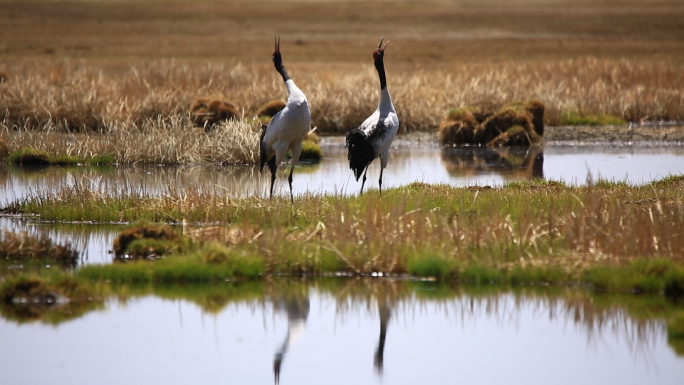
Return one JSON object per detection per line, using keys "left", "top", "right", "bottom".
{"left": 346, "top": 37, "right": 399, "bottom": 195}
{"left": 260, "top": 37, "right": 312, "bottom": 202}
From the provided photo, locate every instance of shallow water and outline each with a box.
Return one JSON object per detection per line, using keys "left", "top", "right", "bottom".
{"left": 1, "top": 281, "right": 682, "bottom": 385}
{"left": 1, "top": 141, "right": 683, "bottom": 203}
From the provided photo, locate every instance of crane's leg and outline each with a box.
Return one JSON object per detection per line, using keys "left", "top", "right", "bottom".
{"left": 378, "top": 150, "right": 389, "bottom": 197}
{"left": 288, "top": 142, "right": 303, "bottom": 204}
{"left": 360, "top": 166, "right": 369, "bottom": 195}
{"left": 378, "top": 166, "right": 384, "bottom": 196}
{"left": 287, "top": 166, "right": 295, "bottom": 203}
{"left": 268, "top": 156, "right": 277, "bottom": 199}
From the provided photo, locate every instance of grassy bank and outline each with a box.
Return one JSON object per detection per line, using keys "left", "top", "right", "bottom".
{"left": 4, "top": 175, "right": 684, "bottom": 293}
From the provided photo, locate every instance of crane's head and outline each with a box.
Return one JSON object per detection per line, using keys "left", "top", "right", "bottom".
{"left": 373, "top": 36, "right": 389, "bottom": 62}
{"left": 273, "top": 36, "right": 283, "bottom": 65}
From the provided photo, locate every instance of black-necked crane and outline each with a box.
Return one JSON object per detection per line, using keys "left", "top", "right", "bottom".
{"left": 346, "top": 37, "right": 399, "bottom": 195}
{"left": 260, "top": 37, "right": 311, "bottom": 202}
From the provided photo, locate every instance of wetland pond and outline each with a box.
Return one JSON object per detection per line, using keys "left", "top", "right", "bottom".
{"left": 1, "top": 138, "right": 684, "bottom": 384}
{"left": 1, "top": 280, "right": 683, "bottom": 385}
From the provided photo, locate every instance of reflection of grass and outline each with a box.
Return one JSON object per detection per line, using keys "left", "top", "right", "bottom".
{"left": 560, "top": 111, "right": 626, "bottom": 126}
{"left": 0, "top": 230, "right": 79, "bottom": 266}
{"left": 0, "top": 275, "right": 106, "bottom": 325}
{"left": 3, "top": 274, "right": 684, "bottom": 359}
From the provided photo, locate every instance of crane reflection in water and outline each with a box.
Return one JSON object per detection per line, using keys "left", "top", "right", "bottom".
{"left": 272, "top": 287, "right": 310, "bottom": 385}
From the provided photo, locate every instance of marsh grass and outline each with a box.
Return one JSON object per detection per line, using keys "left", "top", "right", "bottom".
{"left": 561, "top": 111, "right": 627, "bottom": 126}
{"left": 1, "top": 116, "right": 261, "bottom": 165}
{"left": 8, "top": 176, "right": 684, "bottom": 291}
{"left": 2, "top": 57, "right": 682, "bottom": 143}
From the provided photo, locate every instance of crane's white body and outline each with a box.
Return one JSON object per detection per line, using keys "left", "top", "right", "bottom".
{"left": 358, "top": 87, "right": 399, "bottom": 170}
{"left": 262, "top": 79, "right": 311, "bottom": 168}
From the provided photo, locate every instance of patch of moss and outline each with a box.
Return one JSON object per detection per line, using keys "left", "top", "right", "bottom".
{"left": 7, "top": 148, "right": 50, "bottom": 166}
{"left": 407, "top": 254, "right": 454, "bottom": 279}
{"left": 584, "top": 259, "right": 684, "bottom": 294}
{"left": 5, "top": 148, "right": 115, "bottom": 167}
{"left": 560, "top": 111, "right": 626, "bottom": 126}
{"left": 299, "top": 140, "right": 322, "bottom": 160}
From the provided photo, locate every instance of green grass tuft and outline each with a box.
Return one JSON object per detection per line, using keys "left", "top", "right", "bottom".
{"left": 650, "top": 174, "right": 684, "bottom": 189}
{"left": 7, "top": 148, "right": 50, "bottom": 166}
{"left": 408, "top": 254, "right": 455, "bottom": 279}
{"left": 560, "top": 111, "right": 626, "bottom": 126}
{"left": 299, "top": 140, "right": 323, "bottom": 160}
{"left": 88, "top": 153, "right": 116, "bottom": 165}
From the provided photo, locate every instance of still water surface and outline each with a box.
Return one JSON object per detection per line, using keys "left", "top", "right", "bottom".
{"left": 1, "top": 281, "right": 682, "bottom": 385}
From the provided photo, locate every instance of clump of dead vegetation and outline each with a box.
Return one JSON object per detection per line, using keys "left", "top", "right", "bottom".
{"left": 439, "top": 101, "right": 544, "bottom": 146}
{"left": 254, "top": 100, "right": 286, "bottom": 124}
{"left": 113, "top": 220, "right": 181, "bottom": 260}
{"left": 190, "top": 98, "right": 240, "bottom": 130}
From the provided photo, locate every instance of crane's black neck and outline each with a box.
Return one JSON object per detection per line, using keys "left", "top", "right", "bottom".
{"left": 273, "top": 53, "right": 291, "bottom": 82}
{"left": 374, "top": 58, "right": 387, "bottom": 90}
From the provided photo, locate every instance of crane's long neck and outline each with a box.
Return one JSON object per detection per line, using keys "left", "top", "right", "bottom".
{"left": 374, "top": 59, "right": 387, "bottom": 91}
{"left": 374, "top": 59, "right": 393, "bottom": 112}
{"left": 274, "top": 54, "right": 291, "bottom": 83}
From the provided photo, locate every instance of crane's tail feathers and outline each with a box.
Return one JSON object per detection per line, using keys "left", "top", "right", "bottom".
{"left": 346, "top": 129, "right": 374, "bottom": 181}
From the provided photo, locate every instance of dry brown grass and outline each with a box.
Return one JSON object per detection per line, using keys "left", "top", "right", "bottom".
{"left": 0, "top": 0, "right": 682, "bottom": 143}
{"left": 2, "top": 57, "right": 682, "bottom": 139}
{"left": 0, "top": 115, "right": 261, "bottom": 164}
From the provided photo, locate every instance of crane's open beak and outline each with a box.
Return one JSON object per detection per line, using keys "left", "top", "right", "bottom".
{"left": 377, "top": 36, "right": 389, "bottom": 52}
{"left": 274, "top": 36, "right": 280, "bottom": 54}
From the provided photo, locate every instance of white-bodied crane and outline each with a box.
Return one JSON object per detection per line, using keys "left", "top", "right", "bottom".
{"left": 346, "top": 37, "right": 399, "bottom": 195}
{"left": 260, "top": 37, "right": 311, "bottom": 202}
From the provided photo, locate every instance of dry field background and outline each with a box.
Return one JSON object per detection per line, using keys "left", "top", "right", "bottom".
{"left": 1, "top": 0, "right": 684, "bottom": 142}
